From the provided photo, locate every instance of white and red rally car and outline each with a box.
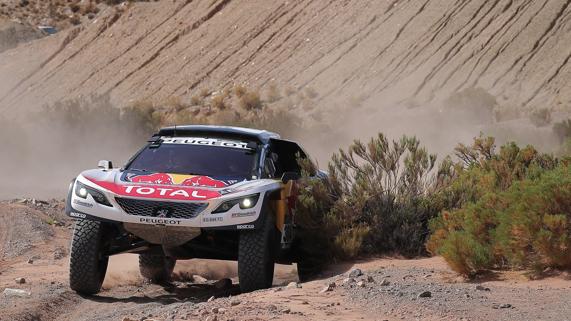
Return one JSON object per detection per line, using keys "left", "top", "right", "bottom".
{"left": 65, "top": 125, "right": 323, "bottom": 294}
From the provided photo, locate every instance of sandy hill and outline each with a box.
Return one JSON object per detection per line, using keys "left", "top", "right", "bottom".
{"left": 0, "top": 0, "right": 570, "bottom": 116}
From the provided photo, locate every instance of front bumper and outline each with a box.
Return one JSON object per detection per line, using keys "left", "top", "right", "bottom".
{"left": 66, "top": 176, "right": 279, "bottom": 231}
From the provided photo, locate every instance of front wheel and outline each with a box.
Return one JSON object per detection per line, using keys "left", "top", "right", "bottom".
{"left": 69, "top": 220, "right": 109, "bottom": 295}
{"left": 238, "top": 213, "right": 277, "bottom": 292}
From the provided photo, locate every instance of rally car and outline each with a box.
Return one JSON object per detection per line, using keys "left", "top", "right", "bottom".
{"left": 65, "top": 125, "right": 322, "bottom": 294}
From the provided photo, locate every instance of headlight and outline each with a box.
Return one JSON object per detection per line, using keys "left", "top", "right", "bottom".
{"left": 74, "top": 181, "right": 112, "bottom": 207}
{"left": 212, "top": 194, "right": 260, "bottom": 214}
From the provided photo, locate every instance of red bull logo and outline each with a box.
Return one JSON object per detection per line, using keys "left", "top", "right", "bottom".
{"left": 131, "top": 173, "right": 174, "bottom": 185}
{"left": 127, "top": 172, "right": 227, "bottom": 188}
{"left": 181, "top": 176, "right": 227, "bottom": 188}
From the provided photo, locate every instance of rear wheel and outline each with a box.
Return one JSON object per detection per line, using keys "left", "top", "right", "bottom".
{"left": 139, "top": 253, "right": 176, "bottom": 283}
{"left": 69, "top": 220, "right": 109, "bottom": 295}
{"left": 238, "top": 212, "right": 277, "bottom": 292}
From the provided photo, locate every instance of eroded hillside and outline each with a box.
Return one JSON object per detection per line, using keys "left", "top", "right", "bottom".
{"left": 1, "top": 0, "right": 570, "bottom": 116}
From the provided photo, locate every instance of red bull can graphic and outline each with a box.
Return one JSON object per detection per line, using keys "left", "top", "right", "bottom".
{"left": 181, "top": 176, "right": 227, "bottom": 188}
{"left": 126, "top": 172, "right": 228, "bottom": 188}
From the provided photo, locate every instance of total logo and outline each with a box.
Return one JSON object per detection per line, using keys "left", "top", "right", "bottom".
{"left": 124, "top": 185, "right": 209, "bottom": 199}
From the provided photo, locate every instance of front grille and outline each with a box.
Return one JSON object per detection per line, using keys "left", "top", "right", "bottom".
{"left": 115, "top": 197, "right": 207, "bottom": 219}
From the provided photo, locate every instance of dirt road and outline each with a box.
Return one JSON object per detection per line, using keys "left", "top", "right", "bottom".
{"left": 1, "top": 200, "right": 570, "bottom": 321}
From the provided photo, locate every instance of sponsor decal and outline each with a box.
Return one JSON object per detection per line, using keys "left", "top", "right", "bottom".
{"left": 126, "top": 173, "right": 229, "bottom": 188}
{"left": 161, "top": 137, "right": 251, "bottom": 150}
{"left": 73, "top": 199, "right": 93, "bottom": 208}
{"left": 236, "top": 224, "right": 255, "bottom": 230}
{"left": 84, "top": 177, "right": 221, "bottom": 201}
{"left": 139, "top": 217, "right": 181, "bottom": 225}
{"left": 203, "top": 217, "right": 223, "bottom": 223}
{"left": 69, "top": 212, "right": 87, "bottom": 219}
{"left": 231, "top": 211, "right": 256, "bottom": 218}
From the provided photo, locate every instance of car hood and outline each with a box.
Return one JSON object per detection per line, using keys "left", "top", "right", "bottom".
{"left": 78, "top": 169, "right": 277, "bottom": 201}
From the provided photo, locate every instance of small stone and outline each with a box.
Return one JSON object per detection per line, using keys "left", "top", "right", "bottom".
{"left": 15, "top": 277, "right": 26, "bottom": 284}
{"left": 211, "top": 307, "right": 219, "bottom": 314}
{"left": 286, "top": 282, "right": 301, "bottom": 289}
{"left": 348, "top": 268, "right": 363, "bottom": 278}
{"left": 53, "top": 246, "right": 66, "bottom": 260}
{"left": 319, "top": 282, "right": 336, "bottom": 293}
{"left": 192, "top": 275, "right": 208, "bottom": 283}
{"left": 230, "top": 299, "right": 241, "bottom": 306}
{"left": 380, "top": 279, "right": 391, "bottom": 286}
{"left": 281, "top": 308, "right": 291, "bottom": 314}
{"left": 3, "top": 288, "right": 31, "bottom": 297}
{"left": 366, "top": 275, "right": 375, "bottom": 283}
{"left": 343, "top": 277, "right": 355, "bottom": 285}
{"left": 214, "top": 278, "right": 232, "bottom": 289}
{"left": 273, "top": 287, "right": 283, "bottom": 292}
{"left": 268, "top": 304, "right": 277, "bottom": 311}
{"left": 302, "top": 301, "right": 309, "bottom": 305}
{"left": 207, "top": 296, "right": 215, "bottom": 302}
{"left": 205, "top": 316, "right": 217, "bottom": 321}
{"left": 356, "top": 281, "right": 366, "bottom": 288}
{"left": 418, "top": 291, "right": 432, "bottom": 298}
{"left": 475, "top": 285, "right": 490, "bottom": 291}
{"left": 218, "top": 308, "right": 226, "bottom": 314}
{"left": 499, "top": 303, "right": 512, "bottom": 309}
{"left": 27, "top": 258, "right": 34, "bottom": 264}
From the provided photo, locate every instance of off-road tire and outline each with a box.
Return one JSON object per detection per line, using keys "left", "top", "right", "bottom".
{"left": 238, "top": 212, "right": 277, "bottom": 292}
{"left": 139, "top": 253, "right": 176, "bottom": 283}
{"left": 69, "top": 220, "right": 109, "bottom": 295}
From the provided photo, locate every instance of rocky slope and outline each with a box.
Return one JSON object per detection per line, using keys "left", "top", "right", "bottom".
{"left": 1, "top": 0, "right": 571, "bottom": 116}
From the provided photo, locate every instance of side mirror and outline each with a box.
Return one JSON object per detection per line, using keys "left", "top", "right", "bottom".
{"left": 281, "top": 171, "right": 300, "bottom": 183}
{"left": 98, "top": 160, "right": 113, "bottom": 171}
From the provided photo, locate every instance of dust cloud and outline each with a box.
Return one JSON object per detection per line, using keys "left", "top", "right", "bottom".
{"left": 299, "top": 88, "right": 564, "bottom": 166}
{"left": 0, "top": 95, "right": 153, "bottom": 200}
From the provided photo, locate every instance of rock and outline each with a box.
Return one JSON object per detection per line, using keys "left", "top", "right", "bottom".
{"left": 475, "top": 285, "right": 490, "bottom": 291}
{"left": 493, "top": 303, "right": 512, "bottom": 309}
{"left": 218, "top": 308, "right": 227, "bottom": 314}
{"left": 268, "top": 304, "right": 277, "bottom": 311}
{"left": 356, "top": 281, "right": 366, "bottom": 288}
{"left": 380, "top": 279, "right": 391, "bottom": 286}
{"left": 207, "top": 296, "right": 215, "bottom": 302}
{"left": 281, "top": 307, "right": 291, "bottom": 314}
{"left": 319, "top": 282, "right": 336, "bottom": 293}
{"left": 213, "top": 278, "right": 232, "bottom": 289}
{"left": 15, "top": 277, "right": 26, "bottom": 284}
{"left": 342, "top": 278, "right": 355, "bottom": 285}
{"left": 273, "top": 287, "right": 283, "bottom": 292}
{"left": 286, "top": 282, "right": 301, "bottom": 289}
{"left": 366, "top": 275, "right": 375, "bottom": 283}
{"left": 211, "top": 307, "right": 219, "bottom": 314}
{"left": 302, "top": 301, "right": 309, "bottom": 305}
{"left": 192, "top": 275, "right": 208, "bottom": 283}
{"left": 3, "top": 288, "right": 31, "bottom": 297}
{"left": 230, "top": 299, "right": 241, "bottom": 306}
{"left": 418, "top": 291, "right": 432, "bottom": 298}
{"left": 348, "top": 268, "right": 363, "bottom": 278}
{"left": 205, "top": 316, "right": 217, "bottom": 321}
{"left": 53, "top": 246, "right": 66, "bottom": 260}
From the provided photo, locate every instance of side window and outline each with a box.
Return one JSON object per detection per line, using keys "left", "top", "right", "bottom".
{"left": 269, "top": 139, "right": 307, "bottom": 177}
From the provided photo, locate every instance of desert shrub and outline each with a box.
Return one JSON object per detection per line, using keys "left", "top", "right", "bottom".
{"left": 428, "top": 164, "right": 571, "bottom": 275}
{"left": 238, "top": 90, "right": 263, "bottom": 110}
{"left": 295, "top": 133, "right": 449, "bottom": 262}
{"left": 427, "top": 136, "right": 567, "bottom": 276}
{"left": 211, "top": 94, "right": 227, "bottom": 110}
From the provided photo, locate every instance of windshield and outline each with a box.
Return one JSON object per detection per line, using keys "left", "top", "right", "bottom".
{"left": 126, "top": 142, "right": 259, "bottom": 179}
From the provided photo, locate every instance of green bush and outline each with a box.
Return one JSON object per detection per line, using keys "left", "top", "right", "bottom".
{"left": 427, "top": 136, "right": 569, "bottom": 276}
{"left": 295, "top": 134, "right": 449, "bottom": 263}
